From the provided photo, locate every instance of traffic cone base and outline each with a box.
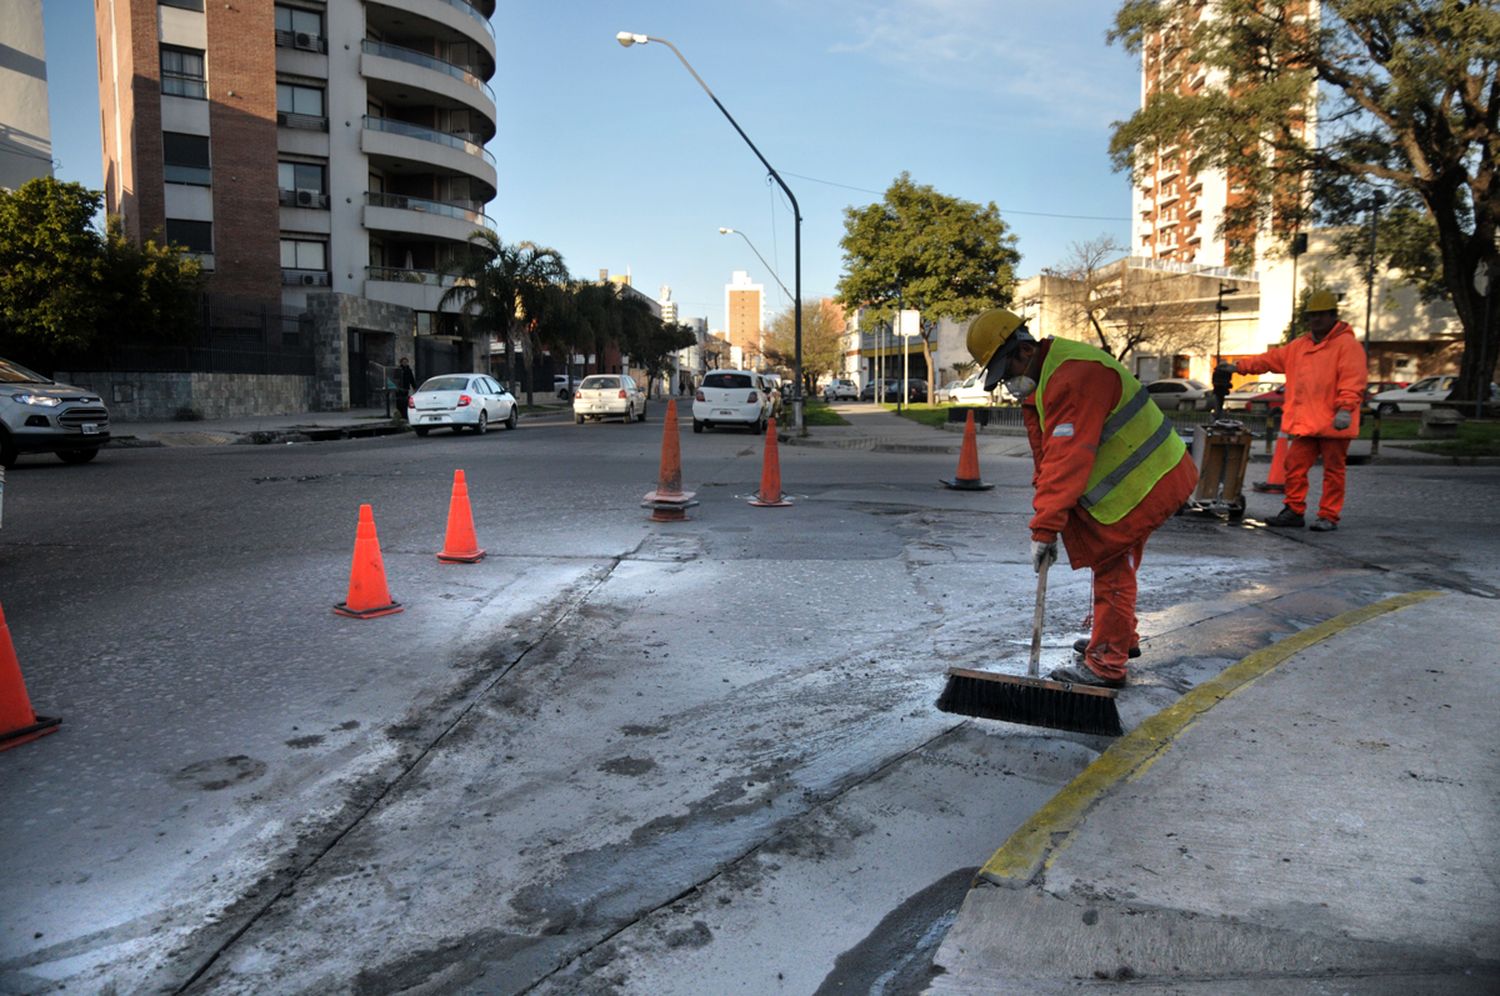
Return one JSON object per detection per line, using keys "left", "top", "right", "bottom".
{"left": 437, "top": 469, "right": 485, "bottom": 562}
{"left": 941, "top": 410, "right": 994, "bottom": 490}
{"left": 749, "top": 417, "right": 792, "bottom": 507}
{"left": 0, "top": 603, "right": 62, "bottom": 752}
{"left": 335, "top": 504, "right": 403, "bottom": 619}
{"left": 642, "top": 400, "right": 700, "bottom": 521}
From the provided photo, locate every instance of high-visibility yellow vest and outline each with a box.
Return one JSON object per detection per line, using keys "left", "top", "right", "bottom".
{"left": 1034, "top": 338, "right": 1186, "bottom": 525}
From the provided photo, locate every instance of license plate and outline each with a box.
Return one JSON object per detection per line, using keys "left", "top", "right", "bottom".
{"left": 81, "top": 423, "right": 99, "bottom": 435}
{"left": 717, "top": 409, "right": 734, "bottom": 416}
{"left": 424, "top": 415, "right": 443, "bottom": 422}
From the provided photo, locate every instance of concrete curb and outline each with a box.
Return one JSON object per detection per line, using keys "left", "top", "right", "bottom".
{"left": 976, "top": 589, "right": 1444, "bottom": 888}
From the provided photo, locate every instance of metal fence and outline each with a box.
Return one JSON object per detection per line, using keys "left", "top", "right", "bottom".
{"left": 86, "top": 297, "right": 315, "bottom": 375}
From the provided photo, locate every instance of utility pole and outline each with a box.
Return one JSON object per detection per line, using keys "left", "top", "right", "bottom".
{"left": 1364, "top": 193, "right": 1382, "bottom": 348}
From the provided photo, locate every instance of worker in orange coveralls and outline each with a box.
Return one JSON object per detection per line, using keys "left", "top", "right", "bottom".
{"left": 1223, "top": 290, "right": 1368, "bottom": 532}
{"left": 968, "top": 309, "right": 1198, "bottom": 688}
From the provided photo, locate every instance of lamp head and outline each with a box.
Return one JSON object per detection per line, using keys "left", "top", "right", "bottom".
{"left": 616, "top": 31, "right": 649, "bottom": 48}
{"left": 718, "top": 227, "right": 733, "bottom": 235}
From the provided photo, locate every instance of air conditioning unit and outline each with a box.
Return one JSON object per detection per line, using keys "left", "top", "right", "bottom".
{"left": 301, "top": 273, "right": 325, "bottom": 286}
{"left": 293, "top": 32, "right": 319, "bottom": 52}
{"left": 295, "top": 188, "right": 316, "bottom": 207}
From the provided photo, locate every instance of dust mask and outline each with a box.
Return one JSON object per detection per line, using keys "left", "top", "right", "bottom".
{"left": 1005, "top": 375, "right": 1038, "bottom": 399}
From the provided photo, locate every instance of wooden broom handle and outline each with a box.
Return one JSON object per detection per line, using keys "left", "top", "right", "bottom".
{"left": 1029, "top": 558, "right": 1049, "bottom": 678}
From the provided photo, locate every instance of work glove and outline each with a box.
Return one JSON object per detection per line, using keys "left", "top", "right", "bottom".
{"left": 1215, "top": 361, "right": 1237, "bottom": 376}
{"left": 1332, "top": 409, "right": 1352, "bottom": 431}
{"left": 1030, "top": 538, "right": 1058, "bottom": 574}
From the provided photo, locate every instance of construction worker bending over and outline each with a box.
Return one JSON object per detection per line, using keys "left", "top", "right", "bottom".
{"left": 968, "top": 309, "right": 1198, "bottom": 688}
{"left": 1222, "top": 290, "right": 1367, "bottom": 532}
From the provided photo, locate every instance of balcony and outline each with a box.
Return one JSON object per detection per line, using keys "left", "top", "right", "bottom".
{"left": 364, "top": 191, "right": 493, "bottom": 244}
{"left": 360, "top": 115, "right": 497, "bottom": 192}
{"left": 361, "top": 40, "right": 493, "bottom": 101}
{"left": 365, "top": 265, "right": 466, "bottom": 312}
{"left": 282, "top": 268, "right": 330, "bottom": 287}
{"left": 369, "top": 0, "right": 495, "bottom": 63}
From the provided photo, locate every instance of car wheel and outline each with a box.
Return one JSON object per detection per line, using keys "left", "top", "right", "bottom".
{"left": 575, "top": 414, "right": 585, "bottom": 425}
{"left": 506, "top": 406, "right": 519, "bottom": 430}
{"left": 414, "top": 426, "right": 430, "bottom": 437}
{"left": 622, "top": 403, "right": 633, "bottom": 423}
{"left": 693, "top": 419, "right": 704, "bottom": 433}
{"left": 0, "top": 431, "right": 16, "bottom": 468}
{"left": 57, "top": 447, "right": 100, "bottom": 465}
{"left": 638, "top": 402, "right": 648, "bottom": 422}
{"left": 475, "top": 411, "right": 489, "bottom": 434}
{"left": 1377, "top": 402, "right": 1398, "bottom": 416}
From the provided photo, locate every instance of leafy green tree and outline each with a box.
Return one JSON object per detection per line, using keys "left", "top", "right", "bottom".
{"left": 103, "top": 219, "right": 203, "bottom": 346}
{"left": 630, "top": 320, "right": 697, "bottom": 398}
{"left": 836, "top": 172, "right": 1021, "bottom": 399}
{"left": 763, "top": 298, "right": 845, "bottom": 392}
{"left": 1108, "top": 0, "right": 1500, "bottom": 402}
{"left": 441, "top": 231, "right": 569, "bottom": 405}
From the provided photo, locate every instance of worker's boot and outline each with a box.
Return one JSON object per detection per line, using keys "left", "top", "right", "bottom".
{"left": 1074, "top": 638, "right": 1139, "bottom": 659}
{"left": 1310, "top": 517, "right": 1338, "bottom": 532}
{"left": 1265, "top": 505, "right": 1305, "bottom": 528}
{"left": 1048, "top": 662, "right": 1126, "bottom": 690}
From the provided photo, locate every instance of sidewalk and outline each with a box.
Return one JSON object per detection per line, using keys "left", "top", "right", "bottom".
{"left": 930, "top": 590, "right": 1500, "bottom": 994}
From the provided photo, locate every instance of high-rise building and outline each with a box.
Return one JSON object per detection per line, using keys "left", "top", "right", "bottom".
{"left": 95, "top": 0, "right": 498, "bottom": 405}
{"left": 0, "top": 0, "right": 53, "bottom": 190}
{"left": 1129, "top": 0, "right": 1315, "bottom": 271}
{"left": 724, "top": 270, "right": 763, "bottom": 367}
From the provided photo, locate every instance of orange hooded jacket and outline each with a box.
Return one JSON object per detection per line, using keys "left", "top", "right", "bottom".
{"left": 1237, "top": 321, "right": 1368, "bottom": 438}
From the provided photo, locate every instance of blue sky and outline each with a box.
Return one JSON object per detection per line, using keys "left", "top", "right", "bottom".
{"left": 42, "top": 0, "right": 1141, "bottom": 330}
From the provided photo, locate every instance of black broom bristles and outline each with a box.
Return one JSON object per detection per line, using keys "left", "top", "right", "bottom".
{"left": 936, "top": 667, "right": 1123, "bottom": 737}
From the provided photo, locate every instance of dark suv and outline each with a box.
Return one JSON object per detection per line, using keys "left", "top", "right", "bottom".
{"left": 1, "top": 358, "right": 111, "bottom": 466}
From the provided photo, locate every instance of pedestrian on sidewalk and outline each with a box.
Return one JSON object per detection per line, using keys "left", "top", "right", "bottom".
{"left": 1221, "top": 290, "right": 1367, "bottom": 532}
{"left": 967, "top": 308, "right": 1199, "bottom": 688}
{"left": 397, "top": 356, "right": 417, "bottom": 422}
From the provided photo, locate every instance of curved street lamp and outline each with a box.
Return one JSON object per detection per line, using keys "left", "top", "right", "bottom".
{"left": 718, "top": 227, "right": 792, "bottom": 300}
{"left": 617, "top": 31, "right": 804, "bottom": 434}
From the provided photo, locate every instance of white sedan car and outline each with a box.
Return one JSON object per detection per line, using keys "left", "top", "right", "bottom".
{"left": 573, "top": 374, "right": 647, "bottom": 423}
{"left": 1367, "top": 375, "right": 1499, "bottom": 414}
{"left": 408, "top": 373, "right": 518, "bottom": 436}
{"left": 693, "top": 369, "right": 770, "bottom": 433}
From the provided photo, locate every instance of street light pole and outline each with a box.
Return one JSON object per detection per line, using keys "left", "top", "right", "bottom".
{"left": 618, "top": 32, "right": 804, "bottom": 434}
{"left": 718, "top": 228, "right": 792, "bottom": 301}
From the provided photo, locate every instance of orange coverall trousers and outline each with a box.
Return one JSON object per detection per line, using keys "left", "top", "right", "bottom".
{"left": 1283, "top": 436, "right": 1350, "bottom": 523}
{"left": 1087, "top": 538, "right": 1147, "bottom": 682}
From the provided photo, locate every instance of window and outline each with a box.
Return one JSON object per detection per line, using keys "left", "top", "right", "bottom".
{"left": 163, "top": 132, "right": 211, "bottom": 185}
{"left": 280, "top": 238, "right": 327, "bottom": 271}
{"left": 275, "top": 6, "right": 325, "bottom": 49}
{"left": 276, "top": 83, "right": 325, "bottom": 119}
{"left": 165, "top": 219, "right": 212, "bottom": 254}
{"left": 159, "top": 0, "right": 205, "bottom": 11}
{"left": 161, "top": 46, "right": 206, "bottom": 99}
{"left": 278, "top": 161, "right": 327, "bottom": 207}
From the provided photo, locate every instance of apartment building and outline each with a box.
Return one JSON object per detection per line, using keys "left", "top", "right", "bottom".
{"left": 95, "top": 0, "right": 498, "bottom": 409}
{"left": 724, "top": 270, "right": 763, "bottom": 368}
{"left": 0, "top": 0, "right": 53, "bottom": 190}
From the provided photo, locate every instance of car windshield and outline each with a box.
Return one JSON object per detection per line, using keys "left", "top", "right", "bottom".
{"left": 1184, "top": 379, "right": 1206, "bottom": 390}
{"left": 0, "top": 358, "right": 51, "bottom": 384}
{"left": 1407, "top": 377, "right": 1438, "bottom": 391}
{"left": 420, "top": 376, "right": 470, "bottom": 392}
{"left": 704, "top": 373, "right": 752, "bottom": 389}
{"left": 580, "top": 376, "right": 619, "bottom": 390}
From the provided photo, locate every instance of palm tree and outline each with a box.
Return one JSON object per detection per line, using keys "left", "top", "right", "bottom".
{"left": 440, "top": 230, "right": 568, "bottom": 405}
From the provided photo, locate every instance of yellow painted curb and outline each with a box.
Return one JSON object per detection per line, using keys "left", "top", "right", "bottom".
{"left": 977, "top": 589, "right": 1444, "bottom": 887}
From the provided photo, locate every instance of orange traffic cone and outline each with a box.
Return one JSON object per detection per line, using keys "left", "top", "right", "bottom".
{"left": 941, "top": 410, "right": 995, "bottom": 491}
{"left": 334, "top": 504, "right": 403, "bottom": 619}
{"left": 0, "top": 602, "right": 61, "bottom": 751}
{"left": 1253, "top": 432, "right": 1288, "bottom": 493}
{"left": 641, "top": 400, "right": 699, "bottom": 522}
{"left": 437, "top": 469, "right": 485, "bottom": 562}
{"left": 748, "top": 416, "right": 793, "bottom": 507}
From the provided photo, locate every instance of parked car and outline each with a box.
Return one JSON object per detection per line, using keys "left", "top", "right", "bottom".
{"left": 1360, "top": 380, "right": 1409, "bottom": 413}
{"left": 573, "top": 374, "right": 647, "bottom": 423}
{"left": 761, "top": 373, "right": 785, "bottom": 417}
{"left": 408, "top": 373, "right": 517, "bottom": 435}
{"left": 693, "top": 369, "right": 770, "bottom": 433}
{"left": 1144, "top": 378, "right": 1210, "bottom": 411}
{"left": 945, "top": 372, "right": 1012, "bottom": 407}
{"left": 859, "top": 379, "right": 902, "bottom": 403}
{"left": 1244, "top": 383, "right": 1287, "bottom": 414}
{"left": 1365, "top": 375, "right": 1498, "bottom": 415}
{"left": 822, "top": 379, "right": 858, "bottom": 401}
{"left": 1222, "top": 380, "right": 1284, "bottom": 411}
{"left": 904, "top": 379, "right": 929, "bottom": 403}
{"left": 0, "top": 357, "right": 111, "bottom": 467}
{"left": 553, "top": 374, "right": 577, "bottom": 399}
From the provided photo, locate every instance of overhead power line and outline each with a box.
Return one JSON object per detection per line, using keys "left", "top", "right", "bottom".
{"left": 778, "top": 170, "right": 1131, "bottom": 223}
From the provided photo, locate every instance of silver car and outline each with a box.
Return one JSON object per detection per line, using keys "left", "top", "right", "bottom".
{"left": 0, "top": 357, "right": 111, "bottom": 466}
{"left": 408, "top": 373, "right": 518, "bottom": 435}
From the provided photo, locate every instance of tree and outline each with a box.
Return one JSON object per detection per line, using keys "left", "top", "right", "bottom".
{"left": 1108, "top": 0, "right": 1500, "bottom": 402}
{"left": 0, "top": 178, "right": 201, "bottom": 363}
{"left": 837, "top": 172, "right": 1021, "bottom": 399}
{"left": 630, "top": 320, "right": 697, "bottom": 398}
{"left": 441, "top": 231, "right": 569, "bottom": 405}
{"left": 1046, "top": 235, "right": 1208, "bottom": 361}
{"left": 763, "top": 298, "right": 845, "bottom": 392}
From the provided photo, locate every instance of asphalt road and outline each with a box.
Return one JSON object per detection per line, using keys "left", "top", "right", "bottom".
{"left": 1, "top": 411, "right": 1495, "bottom": 994}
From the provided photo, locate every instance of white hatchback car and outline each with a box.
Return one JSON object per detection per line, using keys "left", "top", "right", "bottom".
{"left": 693, "top": 369, "right": 771, "bottom": 433}
{"left": 573, "top": 374, "right": 647, "bottom": 423}
{"left": 1366, "top": 375, "right": 1500, "bottom": 414}
{"left": 409, "top": 373, "right": 518, "bottom": 435}
{"left": 822, "top": 378, "right": 858, "bottom": 401}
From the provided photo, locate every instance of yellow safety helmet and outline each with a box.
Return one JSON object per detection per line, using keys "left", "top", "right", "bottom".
{"left": 1304, "top": 290, "right": 1339, "bottom": 314}
{"left": 966, "top": 308, "right": 1032, "bottom": 367}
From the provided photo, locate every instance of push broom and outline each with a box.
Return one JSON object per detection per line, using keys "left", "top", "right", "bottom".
{"left": 936, "top": 559, "right": 1123, "bottom": 737}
